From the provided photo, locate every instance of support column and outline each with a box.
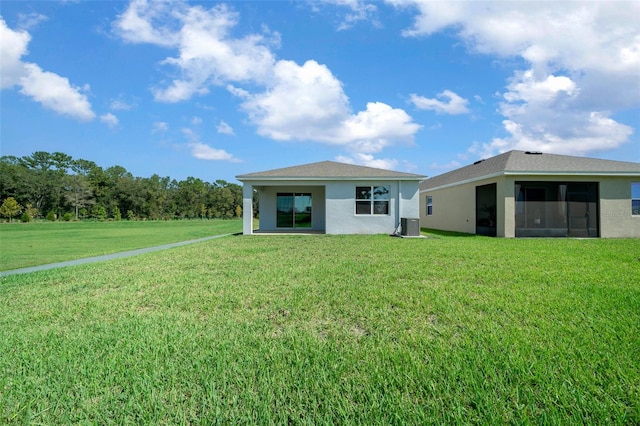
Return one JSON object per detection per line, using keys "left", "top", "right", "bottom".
{"left": 242, "top": 184, "right": 253, "bottom": 235}
{"left": 502, "top": 178, "right": 515, "bottom": 238}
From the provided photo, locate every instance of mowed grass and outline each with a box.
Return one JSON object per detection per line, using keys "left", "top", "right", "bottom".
{"left": 1, "top": 232, "right": 639, "bottom": 424}
{"left": 0, "top": 220, "right": 242, "bottom": 271}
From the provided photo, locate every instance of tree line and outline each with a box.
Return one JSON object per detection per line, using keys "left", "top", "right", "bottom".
{"left": 0, "top": 151, "right": 250, "bottom": 222}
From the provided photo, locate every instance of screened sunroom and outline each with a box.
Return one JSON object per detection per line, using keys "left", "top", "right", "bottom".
{"left": 515, "top": 181, "right": 599, "bottom": 237}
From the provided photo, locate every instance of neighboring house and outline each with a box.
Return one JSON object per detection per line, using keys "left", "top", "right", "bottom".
{"left": 236, "top": 161, "right": 425, "bottom": 235}
{"left": 419, "top": 150, "right": 640, "bottom": 238}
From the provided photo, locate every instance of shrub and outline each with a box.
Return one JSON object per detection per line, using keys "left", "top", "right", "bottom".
{"left": 46, "top": 211, "right": 57, "bottom": 221}
{"left": 20, "top": 213, "right": 31, "bottom": 223}
{"left": 63, "top": 213, "right": 73, "bottom": 222}
{"left": 24, "top": 203, "right": 38, "bottom": 221}
{"left": 92, "top": 205, "right": 107, "bottom": 221}
{"left": 0, "top": 197, "right": 23, "bottom": 222}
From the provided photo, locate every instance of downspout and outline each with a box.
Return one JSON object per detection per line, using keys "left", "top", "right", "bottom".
{"left": 398, "top": 180, "right": 402, "bottom": 230}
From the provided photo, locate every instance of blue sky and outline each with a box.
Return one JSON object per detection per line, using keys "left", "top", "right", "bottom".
{"left": 1, "top": 0, "right": 638, "bottom": 183}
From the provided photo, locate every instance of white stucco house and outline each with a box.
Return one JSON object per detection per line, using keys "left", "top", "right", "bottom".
{"left": 236, "top": 161, "right": 426, "bottom": 235}
{"left": 419, "top": 150, "right": 640, "bottom": 238}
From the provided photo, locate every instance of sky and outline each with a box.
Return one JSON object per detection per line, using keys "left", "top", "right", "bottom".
{"left": 1, "top": 0, "right": 639, "bottom": 183}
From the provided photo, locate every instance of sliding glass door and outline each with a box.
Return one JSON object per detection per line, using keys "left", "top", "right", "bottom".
{"left": 277, "top": 193, "right": 312, "bottom": 228}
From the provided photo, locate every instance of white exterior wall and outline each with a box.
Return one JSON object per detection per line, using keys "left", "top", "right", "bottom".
{"left": 420, "top": 180, "right": 491, "bottom": 235}
{"left": 242, "top": 184, "right": 254, "bottom": 235}
{"left": 600, "top": 177, "right": 640, "bottom": 238}
{"left": 325, "top": 180, "right": 420, "bottom": 234}
{"left": 240, "top": 178, "right": 421, "bottom": 235}
{"left": 400, "top": 180, "right": 421, "bottom": 219}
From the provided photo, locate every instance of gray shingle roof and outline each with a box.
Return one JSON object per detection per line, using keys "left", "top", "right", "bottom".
{"left": 237, "top": 160, "right": 425, "bottom": 181}
{"left": 421, "top": 150, "right": 640, "bottom": 191}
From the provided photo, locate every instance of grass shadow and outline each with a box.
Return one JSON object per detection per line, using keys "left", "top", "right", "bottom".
{"left": 421, "top": 228, "right": 478, "bottom": 238}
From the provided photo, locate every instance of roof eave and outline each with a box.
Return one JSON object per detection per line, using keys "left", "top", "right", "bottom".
{"left": 420, "top": 170, "right": 640, "bottom": 193}
{"left": 504, "top": 170, "right": 640, "bottom": 176}
{"left": 238, "top": 176, "right": 426, "bottom": 182}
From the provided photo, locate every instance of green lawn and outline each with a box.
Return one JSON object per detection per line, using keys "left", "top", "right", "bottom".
{"left": 0, "top": 220, "right": 242, "bottom": 271}
{"left": 0, "top": 232, "right": 638, "bottom": 424}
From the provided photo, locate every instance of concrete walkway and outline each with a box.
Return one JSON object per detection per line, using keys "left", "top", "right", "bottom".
{"left": 0, "top": 233, "right": 234, "bottom": 277}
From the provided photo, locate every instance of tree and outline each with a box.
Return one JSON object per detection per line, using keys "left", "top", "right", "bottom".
{"left": 24, "top": 203, "right": 38, "bottom": 221}
{"left": 1, "top": 150, "right": 245, "bottom": 221}
{"left": 175, "top": 177, "right": 208, "bottom": 219}
{"left": 64, "top": 174, "right": 95, "bottom": 220}
{"left": 141, "top": 174, "right": 171, "bottom": 220}
{"left": 0, "top": 197, "right": 22, "bottom": 222}
{"left": 92, "top": 205, "right": 107, "bottom": 220}
{"left": 19, "top": 151, "right": 71, "bottom": 213}
{"left": 0, "top": 156, "right": 25, "bottom": 202}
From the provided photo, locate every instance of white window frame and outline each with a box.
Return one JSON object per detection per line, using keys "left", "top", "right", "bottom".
{"left": 355, "top": 186, "right": 390, "bottom": 215}
{"left": 426, "top": 195, "right": 433, "bottom": 216}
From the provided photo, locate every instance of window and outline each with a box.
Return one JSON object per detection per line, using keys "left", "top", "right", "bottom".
{"left": 277, "top": 193, "right": 312, "bottom": 228}
{"left": 633, "top": 183, "right": 640, "bottom": 216}
{"left": 355, "top": 186, "right": 389, "bottom": 215}
{"left": 426, "top": 196, "right": 433, "bottom": 216}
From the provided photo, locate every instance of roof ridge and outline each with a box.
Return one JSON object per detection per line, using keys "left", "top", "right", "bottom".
{"left": 421, "top": 150, "right": 639, "bottom": 191}
{"left": 237, "top": 160, "right": 426, "bottom": 179}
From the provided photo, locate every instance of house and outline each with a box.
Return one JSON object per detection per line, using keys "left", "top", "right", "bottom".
{"left": 236, "top": 161, "right": 426, "bottom": 235}
{"left": 419, "top": 150, "right": 640, "bottom": 238}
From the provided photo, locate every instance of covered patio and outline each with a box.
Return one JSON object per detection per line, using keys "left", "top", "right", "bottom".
{"left": 237, "top": 161, "right": 425, "bottom": 235}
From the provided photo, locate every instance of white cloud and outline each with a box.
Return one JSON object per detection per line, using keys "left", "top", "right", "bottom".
{"left": 152, "top": 121, "right": 168, "bottom": 132}
{"left": 19, "top": 64, "right": 95, "bottom": 121}
{"left": 17, "top": 13, "right": 48, "bottom": 31}
{"left": 115, "top": 1, "right": 277, "bottom": 103}
{"left": 0, "top": 18, "right": 95, "bottom": 121}
{"left": 181, "top": 127, "right": 240, "bottom": 162}
{"left": 110, "top": 97, "right": 135, "bottom": 111}
{"left": 191, "top": 116, "right": 202, "bottom": 125}
{"left": 240, "top": 59, "right": 350, "bottom": 141}
{"left": 336, "top": 102, "right": 421, "bottom": 153}
{"left": 430, "top": 159, "right": 463, "bottom": 172}
{"left": 475, "top": 69, "right": 633, "bottom": 157}
{"left": 114, "top": 0, "right": 179, "bottom": 47}
{"left": 100, "top": 113, "right": 119, "bottom": 128}
{"left": 410, "top": 90, "right": 469, "bottom": 115}
{"left": 477, "top": 113, "right": 634, "bottom": 159}
{"left": 320, "top": 0, "right": 379, "bottom": 30}
{"left": 114, "top": 1, "right": 421, "bottom": 160}
{"left": 0, "top": 18, "right": 29, "bottom": 89}
{"left": 189, "top": 141, "right": 240, "bottom": 162}
{"left": 217, "top": 120, "right": 234, "bottom": 135}
{"left": 394, "top": 0, "right": 639, "bottom": 76}
{"left": 336, "top": 153, "right": 399, "bottom": 170}
{"left": 393, "top": 0, "right": 639, "bottom": 157}
{"left": 502, "top": 71, "right": 577, "bottom": 105}
{"left": 241, "top": 60, "right": 420, "bottom": 153}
